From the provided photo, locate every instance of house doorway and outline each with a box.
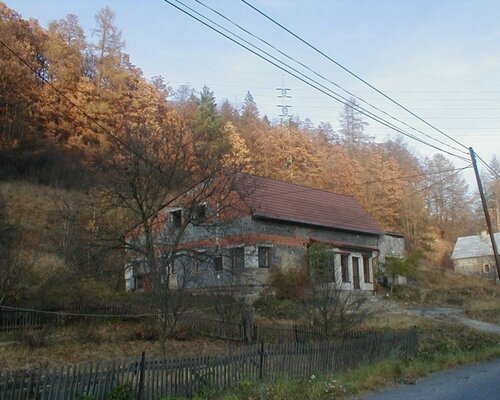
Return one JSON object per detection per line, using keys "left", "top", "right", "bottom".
{"left": 352, "top": 257, "right": 360, "bottom": 289}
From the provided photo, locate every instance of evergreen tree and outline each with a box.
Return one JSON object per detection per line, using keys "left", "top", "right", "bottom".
{"left": 192, "top": 86, "right": 228, "bottom": 167}
{"left": 241, "top": 91, "right": 259, "bottom": 119}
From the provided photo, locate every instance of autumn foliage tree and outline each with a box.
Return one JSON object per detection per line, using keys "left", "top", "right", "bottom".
{"left": 0, "top": 1, "right": 492, "bottom": 309}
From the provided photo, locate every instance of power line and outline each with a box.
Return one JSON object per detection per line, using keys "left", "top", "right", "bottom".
{"left": 241, "top": 0, "right": 471, "bottom": 154}
{"left": 0, "top": 39, "right": 159, "bottom": 171}
{"left": 250, "top": 166, "right": 471, "bottom": 200}
{"left": 248, "top": 165, "right": 471, "bottom": 197}
{"left": 476, "top": 153, "right": 500, "bottom": 179}
{"left": 237, "top": 1, "right": 498, "bottom": 181}
{"left": 162, "top": 0, "right": 470, "bottom": 162}
{"left": 329, "top": 165, "right": 472, "bottom": 230}
{"left": 194, "top": 0, "right": 468, "bottom": 157}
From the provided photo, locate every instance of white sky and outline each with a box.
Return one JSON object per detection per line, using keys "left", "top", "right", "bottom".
{"left": 6, "top": 0, "right": 500, "bottom": 185}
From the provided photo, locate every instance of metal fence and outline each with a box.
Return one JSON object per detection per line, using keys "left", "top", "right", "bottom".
{"left": 0, "top": 327, "right": 418, "bottom": 399}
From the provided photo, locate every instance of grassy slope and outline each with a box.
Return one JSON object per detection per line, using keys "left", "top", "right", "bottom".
{"left": 0, "top": 181, "right": 74, "bottom": 273}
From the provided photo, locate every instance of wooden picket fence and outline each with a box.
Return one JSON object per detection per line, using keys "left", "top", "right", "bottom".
{"left": 178, "top": 315, "right": 246, "bottom": 341}
{"left": 0, "top": 327, "right": 418, "bottom": 399}
{"left": 0, "top": 306, "right": 153, "bottom": 333}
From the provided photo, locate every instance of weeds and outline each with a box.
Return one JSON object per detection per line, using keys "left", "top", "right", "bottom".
{"left": 20, "top": 326, "right": 51, "bottom": 349}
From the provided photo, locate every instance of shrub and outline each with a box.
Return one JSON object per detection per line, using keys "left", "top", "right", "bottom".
{"left": 75, "top": 322, "right": 103, "bottom": 344}
{"left": 107, "top": 383, "right": 134, "bottom": 400}
{"left": 306, "top": 242, "right": 332, "bottom": 283}
{"left": 253, "top": 294, "right": 303, "bottom": 320}
{"left": 269, "top": 267, "right": 310, "bottom": 300}
{"left": 20, "top": 326, "right": 50, "bottom": 349}
{"left": 131, "top": 321, "right": 159, "bottom": 341}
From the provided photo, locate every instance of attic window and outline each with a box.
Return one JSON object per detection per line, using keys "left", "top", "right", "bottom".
{"left": 171, "top": 210, "right": 182, "bottom": 227}
{"left": 194, "top": 204, "right": 207, "bottom": 222}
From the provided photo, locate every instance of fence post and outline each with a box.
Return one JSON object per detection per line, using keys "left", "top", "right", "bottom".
{"left": 137, "top": 351, "right": 145, "bottom": 400}
{"left": 242, "top": 306, "right": 254, "bottom": 344}
{"left": 259, "top": 341, "right": 264, "bottom": 381}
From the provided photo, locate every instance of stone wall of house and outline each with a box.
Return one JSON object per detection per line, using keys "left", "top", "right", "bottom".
{"left": 453, "top": 256, "right": 498, "bottom": 282}
{"left": 378, "top": 234, "right": 405, "bottom": 261}
{"left": 163, "top": 214, "right": 382, "bottom": 292}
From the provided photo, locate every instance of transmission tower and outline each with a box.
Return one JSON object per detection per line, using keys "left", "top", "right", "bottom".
{"left": 276, "top": 79, "right": 292, "bottom": 125}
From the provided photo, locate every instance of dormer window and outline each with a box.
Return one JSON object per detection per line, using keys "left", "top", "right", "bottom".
{"left": 171, "top": 209, "right": 182, "bottom": 227}
{"left": 194, "top": 204, "right": 206, "bottom": 222}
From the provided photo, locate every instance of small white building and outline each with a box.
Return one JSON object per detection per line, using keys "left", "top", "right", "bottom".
{"left": 451, "top": 231, "right": 499, "bottom": 282}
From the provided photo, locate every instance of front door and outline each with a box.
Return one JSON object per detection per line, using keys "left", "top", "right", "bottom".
{"left": 352, "top": 257, "right": 360, "bottom": 289}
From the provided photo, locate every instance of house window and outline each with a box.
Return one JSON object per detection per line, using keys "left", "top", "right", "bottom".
{"left": 134, "top": 276, "right": 144, "bottom": 290}
{"left": 483, "top": 263, "right": 491, "bottom": 273}
{"left": 231, "top": 247, "right": 245, "bottom": 270}
{"left": 363, "top": 256, "right": 371, "bottom": 283}
{"left": 194, "top": 204, "right": 206, "bottom": 222}
{"left": 258, "top": 246, "right": 271, "bottom": 268}
{"left": 190, "top": 251, "right": 206, "bottom": 272}
{"left": 171, "top": 209, "right": 182, "bottom": 227}
{"left": 214, "top": 256, "right": 223, "bottom": 271}
{"left": 341, "top": 254, "right": 349, "bottom": 282}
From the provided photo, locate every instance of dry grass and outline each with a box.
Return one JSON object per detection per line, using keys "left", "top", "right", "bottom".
{"left": 0, "top": 322, "right": 234, "bottom": 370}
{"left": 390, "top": 265, "right": 500, "bottom": 309}
{"left": 361, "top": 311, "right": 426, "bottom": 330}
{"left": 414, "top": 266, "right": 496, "bottom": 290}
{"left": 465, "top": 300, "right": 500, "bottom": 324}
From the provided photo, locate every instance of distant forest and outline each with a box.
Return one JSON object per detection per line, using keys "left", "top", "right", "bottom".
{"left": 0, "top": 3, "right": 498, "bottom": 305}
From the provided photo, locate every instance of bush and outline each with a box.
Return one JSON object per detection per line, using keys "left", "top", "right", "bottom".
{"left": 131, "top": 320, "right": 159, "bottom": 341}
{"left": 306, "top": 242, "right": 332, "bottom": 282}
{"left": 75, "top": 322, "right": 104, "bottom": 344}
{"left": 417, "top": 323, "right": 499, "bottom": 362}
{"left": 253, "top": 294, "right": 303, "bottom": 321}
{"left": 20, "top": 326, "right": 51, "bottom": 348}
{"left": 107, "top": 383, "right": 134, "bottom": 400}
{"left": 269, "top": 267, "right": 310, "bottom": 300}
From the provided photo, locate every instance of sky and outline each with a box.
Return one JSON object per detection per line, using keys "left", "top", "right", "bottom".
{"left": 6, "top": 0, "right": 500, "bottom": 184}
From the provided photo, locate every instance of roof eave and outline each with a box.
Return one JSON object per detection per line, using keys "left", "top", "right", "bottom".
{"left": 252, "top": 213, "right": 384, "bottom": 237}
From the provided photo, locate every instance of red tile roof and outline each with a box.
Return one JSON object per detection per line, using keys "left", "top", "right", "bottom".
{"left": 235, "top": 174, "right": 384, "bottom": 235}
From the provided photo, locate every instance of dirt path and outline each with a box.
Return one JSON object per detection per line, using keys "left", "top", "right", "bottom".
{"left": 405, "top": 306, "right": 500, "bottom": 335}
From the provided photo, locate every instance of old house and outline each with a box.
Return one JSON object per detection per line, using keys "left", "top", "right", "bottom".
{"left": 125, "top": 174, "right": 404, "bottom": 293}
{"left": 451, "top": 231, "right": 499, "bottom": 282}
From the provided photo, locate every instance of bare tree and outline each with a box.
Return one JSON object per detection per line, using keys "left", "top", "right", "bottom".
{"left": 304, "top": 243, "right": 369, "bottom": 338}
{"left": 303, "top": 281, "right": 369, "bottom": 338}
{"left": 98, "top": 109, "right": 250, "bottom": 355}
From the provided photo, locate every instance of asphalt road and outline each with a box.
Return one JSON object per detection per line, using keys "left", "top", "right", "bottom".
{"left": 356, "top": 358, "right": 500, "bottom": 400}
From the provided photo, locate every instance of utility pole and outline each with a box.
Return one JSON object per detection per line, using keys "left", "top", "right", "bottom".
{"left": 469, "top": 147, "right": 500, "bottom": 280}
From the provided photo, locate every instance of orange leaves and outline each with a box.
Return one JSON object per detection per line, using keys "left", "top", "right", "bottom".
{"left": 222, "top": 122, "right": 254, "bottom": 174}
